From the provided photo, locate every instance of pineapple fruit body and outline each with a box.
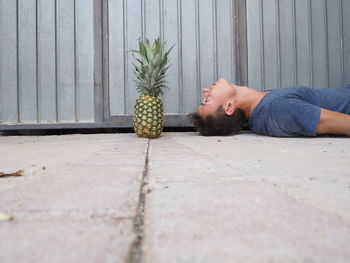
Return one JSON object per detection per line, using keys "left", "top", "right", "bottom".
{"left": 131, "top": 37, "right": 173, "bottom": 139}
{"left": 134, "top": 95, "right": 163, "bottom": 138}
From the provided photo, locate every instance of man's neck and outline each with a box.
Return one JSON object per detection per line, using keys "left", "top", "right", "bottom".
{"left": 232, "top": 85, "right": 267, "bottom": 119}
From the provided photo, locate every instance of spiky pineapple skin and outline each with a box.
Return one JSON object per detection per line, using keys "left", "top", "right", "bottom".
{"left": 131, "top": 38, "right": 173, "bottom": 138}
{"left": 134, "top": 95, "right": 163, "bottom": 139}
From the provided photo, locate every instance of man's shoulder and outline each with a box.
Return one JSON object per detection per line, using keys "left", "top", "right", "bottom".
{"left": 249, "top": 86, "right": 320, "bottom": 137}
{"left": 250, "top": 86, "right": 314, "bottom": 122}
{"left": 256, "top": 86, "right": 308, "bottom": 107}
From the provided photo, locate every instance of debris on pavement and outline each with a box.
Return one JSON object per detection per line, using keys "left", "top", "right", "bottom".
{"left": 0, "top": 169, "right": 24, "bottom": 178}
{"left": 0, "top": 212, "right": 13, "bottom": 221}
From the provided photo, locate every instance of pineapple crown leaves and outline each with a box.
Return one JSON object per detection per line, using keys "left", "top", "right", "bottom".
{"left": 130, "top": 37, "right": 174, "bottom": 97}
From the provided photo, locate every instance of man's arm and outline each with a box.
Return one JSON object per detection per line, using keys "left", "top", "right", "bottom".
{"left": 316, "top": 108, "right": 350, "bottom": 136}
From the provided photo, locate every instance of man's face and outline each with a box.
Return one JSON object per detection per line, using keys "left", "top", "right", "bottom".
{"left": 197, "top": 78, "right": 233, "bottom": 117}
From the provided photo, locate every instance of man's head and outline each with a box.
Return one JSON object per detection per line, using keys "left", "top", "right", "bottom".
{"left": 197, "top": 78, "right": 236, "bottom": 117}
{"left": 189, "top": 78, "right": 247, "bottom": 136}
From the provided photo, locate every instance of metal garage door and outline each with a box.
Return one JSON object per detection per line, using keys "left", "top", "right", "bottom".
{"left": 0, "top": 0, "right": 97, "bottom": 129}
{"left": 104, "top": 0, "right": 240, "bottom": 126}
{"left": 1, "top": 0, "right": 349, "bottom": 130}
{"left": 0, "top": 0, "right": 240, "bottom": 129}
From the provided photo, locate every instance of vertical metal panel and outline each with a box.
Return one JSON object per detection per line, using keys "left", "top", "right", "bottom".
{"left": 18, "top": 0, "right": 37, "bottom": 122}
{"left": 0, "top": 0, "right": 18, "bottom": 123}
{"left": 247, "top": 0, "right": 264, "bottom": 90}
{"left": 145, "top": 0, "right": 160, "bottom": 41}
{"left": 217, "top": 0, "right": 235, "bottom": 82}
{"left": 195, "top": 0, "right": 201, "bottom": 105}
{"left": 163, "top": 0, "right": 180, "bottom": 113}
{"left": 246, "top": 0, "right": 349, "bottom": 90}
{"left": 181, "top": 0, "right": 198, "bottom": 113}
{"left": 198, "top": 0, "right": 215, "bottom": 96}
{"left": 177, "top": 0, "right": 184, "bottom": 116}
{"left": 38, "top": 0, "right": 56, "bottom": 122}
{"left": 107, "top": 0, "right": 236, "bottom": 116}
{"left": 108, "top": 0, "right": 125, "bottom": 115}
{"left": 57, "top": 0, "right": 76, "bottom": 122}
{"left": 327, "top": 0, "right": 343, "bottom": 89}
{"left": 75, "top": 0, "right": 94, "bottom": 121}
{"left": 0, "top": 1, "right": 1, "bottom": 122}
{"left": 1, "top": 0, "right": 349, "bottom": 128}
{"left": 310, "top": 0, "right": 328, "bottom": 89}
{"left": 93, "top": 0, "right": 103, "bottom": 123}
{"left": 343, "top": 0, "right": 350, "bottom": 87}
{"left": 262, "top": 0, "right": 279, "bottom": 90}
{"left": 0, "top": 0, "right": 95, "bottom": 125}
{"left": 126, "top": 0, "right": 142, "bottom": 114}
{"left": 295, "top": 0, "right": 312, "bottom": 87}
{"left": 279, "top": 0, "right": 296, "bottom": 87}
{"left": 235, "top": 0, "right": 248, "bottom": 86}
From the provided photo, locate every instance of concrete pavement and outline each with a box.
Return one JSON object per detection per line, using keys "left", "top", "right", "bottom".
{"left": 0, "top": 132, "right": 349, "bottom": 263}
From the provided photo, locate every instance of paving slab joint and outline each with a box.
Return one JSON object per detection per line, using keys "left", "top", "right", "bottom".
{"left": 127, "top": 139, "right": 150, "bottom": 263}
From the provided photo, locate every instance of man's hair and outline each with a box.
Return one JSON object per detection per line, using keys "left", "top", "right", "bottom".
{"left": 188, "top": 107, "right": 247, "bottom": 136}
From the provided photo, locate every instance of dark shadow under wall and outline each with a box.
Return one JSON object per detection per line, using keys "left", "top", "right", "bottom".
{"left": 0, "top": 127, "right": 196, "bottom": 136}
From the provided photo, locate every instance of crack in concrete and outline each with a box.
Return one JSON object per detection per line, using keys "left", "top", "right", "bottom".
{"left": 1, "top": 209, "right": 134, "bottom": 222}
{"left": 127, "top": 139, "right": 150, "bottom": 263}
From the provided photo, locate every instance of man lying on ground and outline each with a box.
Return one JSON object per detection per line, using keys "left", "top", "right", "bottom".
{"left": 189, "top": 78, "right": 350, "bottom": 137}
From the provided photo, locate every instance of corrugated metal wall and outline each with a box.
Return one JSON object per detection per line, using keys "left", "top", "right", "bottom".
{"left": 1, "top": 0, "right": 349, "bottom": 129}
{"left": 247, "top": 0, "right": 350, "bottom": 91}
{"left": 0, "top": 0, "right": 95, "bottom": 125}
{"left": 107, "top": 0, "right": 237, "bottom": 116}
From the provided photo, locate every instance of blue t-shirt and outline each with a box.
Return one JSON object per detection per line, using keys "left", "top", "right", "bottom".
{"left": 248, "top": 86, "right": 350, "bottom": 137}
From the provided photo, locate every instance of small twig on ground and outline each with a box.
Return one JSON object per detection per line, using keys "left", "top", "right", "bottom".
{"left": 0, "top": 170, "right": 24, "bottom": 178}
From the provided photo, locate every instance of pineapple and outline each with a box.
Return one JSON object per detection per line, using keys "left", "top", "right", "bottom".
{"left": 131, "top": 38, "right": 173, "bottom": 138}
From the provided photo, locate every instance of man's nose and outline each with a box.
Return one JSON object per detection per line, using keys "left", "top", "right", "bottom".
{"left": 203, "top": 88, "right": 209, "bottom": 95}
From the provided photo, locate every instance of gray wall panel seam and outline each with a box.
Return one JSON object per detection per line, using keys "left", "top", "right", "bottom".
{"left": 177, "top": 0, "right": 183, "bottom": 113}
{"left": 101, "top": 0, "right": 106, "bottom": 121}
{"left": 236, "top": 0, "right": 248, "bottom": 86}
{"left": 36, "top": 0, "right": 41, "bottom": 123}
{"left": 103, "top": 0, "right": 109, "bottom": 120}
{"left": 292, "top": 0, "right": 297, "bottom": 85}
{"left": 324, "top": 0, "right": 329, "bottom": 88}
{"left": 93, "top": 0, "right": 103, "bottom": 122}
{"left": 259, "top": 0, "right": 265, "bottom": 91}
{"left": 275, "top": 0, "right": 281, "bottom": 89}
{"left": 101, "top": 0, "right": 105, "bottom": 121}
{"left": 213, "top": 0, "right": 218, "bottom": 80}
{"left": 17, "top": 0, "right": 21, "bottom": 122}
{"left": 36, "top": 0, "right": 39, "bottom": 122}
{"left": 340, "top": 0, "right": 344, "bottom": 89}
{"left": 123, "top": 0, "right": 128, "bottom": 115}
{"left": 55, "top": 0, "right": 59, "bottom": 122}
{"left": 195, "top": 0, "right": 201, "bottom": 104}
{"left": 231, "top": 0, "right": 234, "bottom": 83}
{"left": 105, "top": 0, "right": 108, "bottom": 118}
{"left": 160, "top": 0, "right": 164, "bottom": 41}
{"left": 106, "top": 0, "right": 110, "bottom": 117}
{"left": 141, "top": 0, "right": 145, "bottom": 40}
{"left": 74, "top": 0, "right": 78, "bottom": 121}
{"left": 308, "top": 0, "right": 313, "bottom": 88}
{"left": 0, "top": 0, "right": 2, "bottom": 122}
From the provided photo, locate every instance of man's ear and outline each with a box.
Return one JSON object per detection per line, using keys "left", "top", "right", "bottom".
{"left": 223, "top": 101, "right": 235, "bottom": 116}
